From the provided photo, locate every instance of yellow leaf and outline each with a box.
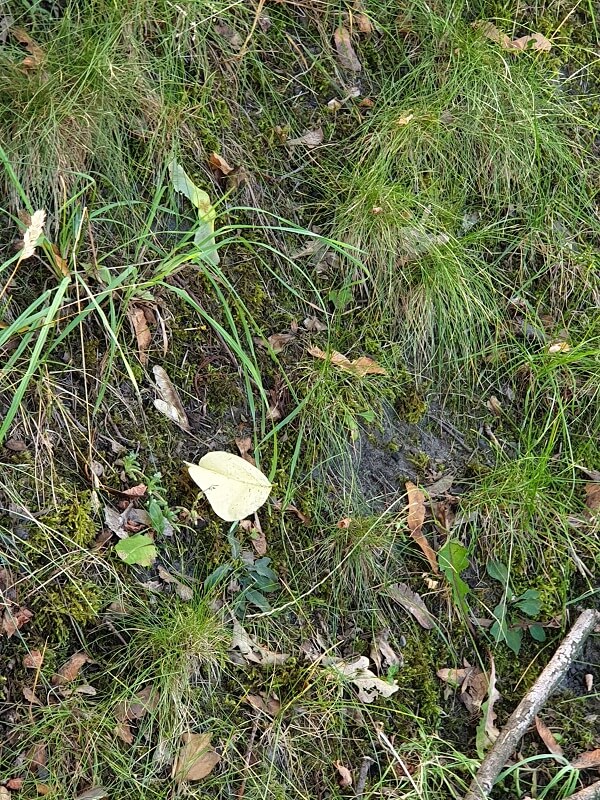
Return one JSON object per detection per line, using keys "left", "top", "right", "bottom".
{"left": 186, "top": 452, "right": 272, "bottom": 521}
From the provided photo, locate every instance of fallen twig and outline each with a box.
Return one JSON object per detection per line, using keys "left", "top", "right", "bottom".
{"left": 465, "top": 609, "right": 600, "bottom": 800}
{"left": 563, "top": 781, "right": 600, "bottom": 800}
{"left": 355, "top": 755, "right": 374, "bottom": 798}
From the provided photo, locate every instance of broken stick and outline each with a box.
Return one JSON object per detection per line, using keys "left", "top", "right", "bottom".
{"left": 465, "top": 609, "right": 600, "bottom": 800}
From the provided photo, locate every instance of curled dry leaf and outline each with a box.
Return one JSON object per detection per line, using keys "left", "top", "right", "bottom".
{"left": 208, "top": 152, "right": 233, "bottom": 175}
{"left": 286, "top": 128, "right": 324, "bottom": 148}
{"left": 308, "top": 346, "right": 387, "bottom": 377}
{"left": 12, "top": 27, "right": 45, "bottom": 70}
{"left": 157, "top": 566, "right": 194, "bottom": 601}
{"left": 51, "top": 652, "right": 91, "bottom": 685}
{"left": 370, "top": 631, "right": 402, "bottom": 672}
{"left": 337, "top": 517, "right": 352, "bottom": 528}
{"left": 548, "top": 340, "right": 570, "bottom": 353}
{"left": 535, "top": 716, "right": 564, "bottom": 756}
{"left": 473, "top": 20, "right": 551, "bottom": 52}
{"left": 334, "top": 26, "right": 362, "bottom": 71}
{"left": 272, "top": 499, "right": 310, "bottom": 525}
{"left": 2, "top": 606, "right": 33, "bottom": 638}
{"left": 27, "top": 742, "right": 47, "bottom": 772}
{"left": 174, "top": 732, "right": 221, "bottom": 782}
{"left": 245, "top": 693, "right": 281, "bottom": 715}
{"left": 121, "top": 483, "right": 147, "bottom": 498}
{"left": 267, "top": 332, "right": 296, "bottom": 353}
{"left": 23, "top": 687, "right": 43, "bottom": 706}
{"left": 153, "top": 365, "right": 191, "bottom": 433}
{"left": 303, "top": 315, "right": 327, "bottom": 332}
{"left": 437, "top": 667, "right": 469, "bottom": 688}
{"left": 335, "top": 761, "right": 353, "bottom": 788}
{"left": 127, "top": 306, "right": 152, "bottom": 365}
{"left": 460, "top": 664, "right": 489, "bottom": 714}
{"left": 20, "top": 209, "right": 46, "bottom": 260}
{"left": 7, "top": 779, "right": 24, "bottom": 790}
{"left": 397, "top": 112, "right": 414, "bottom": 126}
{"left": 405, "top": 482, "right": 438, "bottom": 573}
{"left": 329, "top": 656, "right": 399, "bottom": 703}
{"left": 75, "top": 789, "right": 110, "bottom": 800}
{"left": 572, "top": 749, "right": 600, "bottom": 770}
{"left": 230, "top": 620, "right": 288, "bottom": 665}
{"left": 235, "top": 436, "right": 255, "bottom": 465}
{"left": 23, "top": 650, "right": 44, "bottom": 669}
{"left": 386, "top": 583, "right": 435, "bottom": 629}
{"left": 424, "top": 473, "right": 455, "bottom": 498}
{"left": 475, "top": 657, "right": 501, "bottom": 758}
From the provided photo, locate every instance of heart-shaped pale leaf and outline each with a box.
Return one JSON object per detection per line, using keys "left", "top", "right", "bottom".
{"left": 186, "top": 452, "right": 272, "bottom": 521}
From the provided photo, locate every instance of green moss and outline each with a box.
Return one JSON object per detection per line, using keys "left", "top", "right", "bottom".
{"left": 35, "top": 489, "right": 97, "bottom": 549}
{"left": 31, "top": 579, "right": 103, "bottom": 645}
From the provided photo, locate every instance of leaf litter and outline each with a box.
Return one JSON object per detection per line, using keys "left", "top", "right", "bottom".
{"left": 534, "top": 716, "right": 564, "bottom": 756}
{"left": 327, "top": 656, "right": 399, "bottom": 703}
{"left": 405, "top": 482, "right": 439, "bottom": 573}
{"left": 334, "top": 26, "right": 362, "bottom": 71}
{"left": 308, "top": 346, "right": 387, "bottom": 376}
{"left": 386, "top": 583, "right": 435, "bottom": 629}
{"left": 230, "top": 620, "right": 288, "bottom": 665}
{"left": 173, "top": 732, "right": 220, "bottom": 782}
{"left": 153, "top": 365, "right": 191, "bottom": 433}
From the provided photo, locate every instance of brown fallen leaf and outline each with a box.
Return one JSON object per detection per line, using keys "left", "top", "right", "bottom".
{"left": 572, "top": 749, "right": 600, "bottom": 770}
{"left": 308, "top": 346, "right": 387, "bottom": 377}
{"left": 26, "top": 742, "right": 47, "bottom": 772}
{"left": 334, "top": 26, "right": 362, "bottom": 71}
{"left": 208, "top": 152, "right": 233, "bottom": 175}
{"left": 328, "top": 655, "right": 399, "bottom": 703}
{"left": 35, "top": 784, "right": 51, "bottom": 796}
{"left": 287, "top": 128, "right": 324, "bottom": 148}
{"left": 230, "top": 620, "right": 288, "bottom": 665}
{"left": 174, "top": 732, "right": 221, "bottom": 782}
{"left": 245, "top": 693, "right": 281, "bottom": 715}
{"left": 214, "top": 21, "right": 242, "bottom": 49}
{"left": 235, "top": 436, "right": 256, "bottom": 465}
{"left": 114, "top": 721, "right": 134, "bottom": 745}
{"left": 473, "top": 21, "right": 551, "bottom": 52}
{"left": 370, "top": 630, "right": 402, "bottom": 672}
{"left": 267, "top": 332, "right": 295, "bottom": 353}
{"left": 535, "top": 716, "right": 564, "bottom": 756}
{"left": 303, "top": 315, "right": 327, "bottom": 332}
{"left": 127, "top": 306, "right": 152, "bottom": 364}
{"left": 585, "top": 483, "right": 600, "bottom": 513}
{"left": 6, "top": 779, "right": 24, "bottom": 790}
{"left": 461, "top": 665, "right": 489, "bottom": 715}
{"left": 387, "top": 583, "right": 435, "bottom": 629}
{"left": 51, "top": 652, "right": 91, "bottom": 685}
{"left": 475, "top": 657, "right": 501, "bottom": 757}
{"left": 397, "top": 112, "right": 414, "bottom": 126}
{"left": 405, "top": 482, "right": 438, "bottom": 573}
{"left": 153, "top": 364, "right": 191, "bottom": 433}
{"left": 0, "top": 787, "right": 10, "bottom": 800}
{"left": 437, "top": 667, "right": 469, "bottom": 688}
{"left": 121, "top": 483, "right": 147, "bottom": 498}
{"left": 12, "top": 27, "right": 45, "bottom": 71}
{"left": 4, "top": 438, "right": 28, "bottom": 451}
{"left": 2, "top": 606, "right": 33, "bottom": 637}
{"left": 355, "top": 12, "right": 372, "bottom": 34}
{"left": 157, "top": 565, "right": 194, "bottom": 601}
{"left": 23, "top": 687, "right": 44, "bottom": 706}
{"left": 334, "top": 760, "right": 353, "bottom": 788}
{"left": 424, "top": 474, "right": 455, "bottom": 498}
{"left": 23, "top": 650, "right": 44, "bottom": 669}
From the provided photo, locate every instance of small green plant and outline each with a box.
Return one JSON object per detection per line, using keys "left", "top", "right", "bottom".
{"left": 115, "top": 533, "right": 157, "bottom": 567}
{"left": 438, "top": 538, "right": 471, "bottom": 617}
{"left": 122, "top": 452, "right": 179, "bottom": 537}
{"left": 486, "top": 559, "right": 544, "bottom": 654}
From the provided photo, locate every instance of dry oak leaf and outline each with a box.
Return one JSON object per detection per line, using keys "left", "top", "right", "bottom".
{"left": 473, "top": 20, "right": 551, "bottom": 52}
{"left": 174, "top": 732, "right": 221, "bottom": 782}
{"left": 335, "top": 761, "right": 353, "bottom": 788}
{"left": 127, "top": 305, "right": 152, "bottom": 365}
{"left": 308, "top": 346, "right": 387, "bottom": 377}
{"left": 23, "top": 687, "right": 43, "bottom": 706}
{"left": 51, "top": 652, "right": 91, "bottom": 685}
{"left": 245, "top": 693, "right": 281, "bottom": 715}
{"left": 12, "top": 27, "right": 45, "bottom": 70}
{"left": 2, "top": 606, "right": 33, "bottom": 637}
{"left": 329, "top": 656, "right": 399, "bottom": 703}
{"left": 334, "top": 26, "right": 362, "bottom": 71}
{"left": 208, "top": 152, "right": 233, "bottom": 175}
{"left": 572, "top": 749, "right": 600, "bottom": 770}
{"left": 535, "top": 716, "right": 564, "bottom": 756}
{"left": 405, "top": 481, "right": 438, "bottom": 573}
{"left": 230, "top": 620, "right": 288, "bottom": 665}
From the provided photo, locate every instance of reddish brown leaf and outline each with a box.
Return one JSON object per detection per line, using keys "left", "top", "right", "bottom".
{"left": 23, "top": 650, "right": 44, "bottom": 669}
{"left": 308, "top": 346, "right": 387, "bottom": 376}
{"left": 127, "top": 306, "right": 152, "bottom": 365}
{"left": 26, "top": 742, "right": 47, "bottom": 772}
{"left": 7, "top": 779, "right": 24, "bottom": 790}
{"left": 334, "top": 761, "right": 353, "bottom": 788}
{"left": 535, "top": 716, "right": 564, "bottom": 756}
{"left": 12, "top": 28, "right": 45, "bottom": 71}
{"left": 51, "top": 652, "right": 91, "bottom": 685}
{"left": 121, "top": 483, "right": 147, "bottom": 498}
{"left": 114, "top": 721, "right": 134, "bottom": 745}
{"left": 2, "top": 606, "right": 33, "bottom": 637}
{"left": 245, "top": 693, "right": 281, "bottom": 715}
{"left": 267, "top": 332, "right": 295, "bottom": 353}
{"left": 585, "top": 483, "right": 600, "bottom": 513}
{"left": 208, "top": 152, "right": 233, "bottom": 175}
{"left": 5, "top": 438, "right": 27, "bottom": 451}
{"left": 235, "top": 437, "right": 255, "bottom": 465}
{"left": 114, "top": 685, "right": 156, "bottom": 722}
{"left": 405, "top": 482, "right": 438, "bottom": 573}
{"left": 336, "top": 517, "right": 352, "bottom": 529}
{"left": 572, "top": 749, "right": 600, "bottom": 770}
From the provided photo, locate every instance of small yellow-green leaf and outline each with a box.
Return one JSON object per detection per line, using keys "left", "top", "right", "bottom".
{"left": 186, "top": 452, "right": 272, "bottom": 521}
{"left": 168, "top": 159, "right": 219, "bottom": 265}
{"left": 115, "top": 534, "right": 157, "bottom": 567}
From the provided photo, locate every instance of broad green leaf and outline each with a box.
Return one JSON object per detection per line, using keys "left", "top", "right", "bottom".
{"left": 203, "top": 563, "right": 232, "bottom": 591}
{"left": 529, "top": 623, "right": 546, "bottom": 642}
{"left": 169, "top": 159, "right": 220, "bottom": 266}
{"left": 244, "top": 588, "right": 272, "bottom": 612}
{"left": 514, "top": 589, "right": 541, "bottom": 618}
{"left": 438, "top": 539, "right": 471, "bottom": 615}
{"left": 486, "top": 559, "right": 509, "bottom": 586}
{"left": 186, "top": 452, "right": 272, "bottom": 522}
{"left": 115, "top": 534, "right": 157, "bottom": 567}
{"left": 505, "top": 626, "right": 523, "bottom": 654}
